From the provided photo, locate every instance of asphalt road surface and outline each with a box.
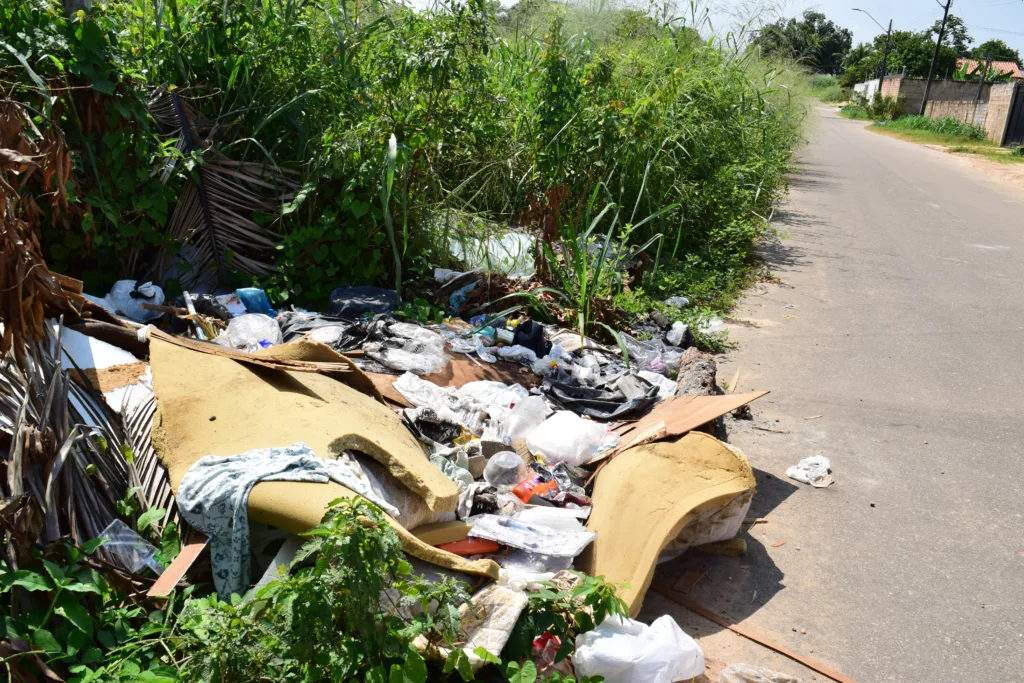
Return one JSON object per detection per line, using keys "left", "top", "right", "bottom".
{"left": 641, "top": 108, "right": 1024, "bottom": 682}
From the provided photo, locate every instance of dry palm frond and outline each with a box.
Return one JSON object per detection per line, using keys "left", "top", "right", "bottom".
{"left": 0, "top": 321, "right": 162, "bottom": 572}
{"left": 149, "top": 87, "right": 298, "bottom": 290}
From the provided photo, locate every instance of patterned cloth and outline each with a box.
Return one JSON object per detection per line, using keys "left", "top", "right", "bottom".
{"left": 176, "top": 442, "right": 399, "bottom": 598}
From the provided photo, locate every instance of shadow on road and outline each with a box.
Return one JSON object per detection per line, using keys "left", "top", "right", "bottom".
{"left": 649, "top": 467, "right": 800, "bottom": 627}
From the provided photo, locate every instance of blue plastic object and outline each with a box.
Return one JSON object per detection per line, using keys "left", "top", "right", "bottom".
{"left": 235, "top": 288, "right": 276, "bottom": 316}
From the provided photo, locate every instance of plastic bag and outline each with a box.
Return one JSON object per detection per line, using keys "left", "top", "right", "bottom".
{"left": 225, "top": 313, "right": 283, "bottom": 351}
{"left": 226, "top": 313, "right": 283, "bottom": 352}
{"left": 720, "top": 664, "right": 803, "bottom": 683}
{"left": 503, "top": 396, "right": 549, "bottom": 441}
{"left": 574, "top": 615, "right": 704, "bottom": 683}
{"left": 785, "top": 455, "right": 833, "bottom": 487}
{"left": 327, "top": 285, "right": 400, "bottom": 317}
{"left": 526, "top": 411, "right": 618, "bottom": 467}
{"left": 665, "top": 296, "right": 690, "bottom": 309}
{"left": 98, "top": 519, "right": 164, "bottom": 575}
{"left": 364, "top": 343, "right": 448, "bottom": 375}
{"left": 621, "top": 333, "right": 682, "bottom": 377}
{"left": 234, "top": 287, "right": 276, "bottom": 316}
{"left": 637, "top": 370, "right": 678, "bottom": 400}
{"left": 103, "top": 280, "right": 165, "bottom": 322}
{"left": 666, "top": 321, "right": 689, "bottom": 346}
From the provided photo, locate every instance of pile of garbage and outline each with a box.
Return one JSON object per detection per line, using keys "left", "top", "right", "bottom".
{"left": 4, "top": 269, "right": 771, "bottom": 682}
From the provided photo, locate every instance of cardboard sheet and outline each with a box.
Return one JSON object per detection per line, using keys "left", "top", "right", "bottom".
{"left": 149, "top": 337, "right": 498, "bottom": 581}
{"left": 605, "top": 390, "right": 769, "bottom": 459}
{"left": 577, "top": 433, "right": 756, "bottom": 616}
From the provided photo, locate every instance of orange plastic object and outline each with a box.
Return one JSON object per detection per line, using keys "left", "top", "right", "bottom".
{"left": 512, "top": 477, "right": 557, "bottom": 504}
{"left": 436, "top": 537, "right": 501, "bottom": 556}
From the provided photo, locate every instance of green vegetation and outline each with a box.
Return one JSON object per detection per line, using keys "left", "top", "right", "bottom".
{"left": 753, "top": 11, "right": 853, "bottom": 75}
{"left": 1, "top": 0, "right": 806, "bottom": 341}
{"left": 1, "top": 498, "right": 622, "bottom": 682}
{"left": 838, "top": 104, "right": 872, "bottom": 121}
{"left": 808, "top": 74, "right": 847, "bottom": 102}
{"left": 873, "top": 115, "right": 988, "bottom": 141}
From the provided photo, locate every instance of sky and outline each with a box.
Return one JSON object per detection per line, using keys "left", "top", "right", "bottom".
{"left": 742, "top": 0, "right": 1024, "bottom": 57}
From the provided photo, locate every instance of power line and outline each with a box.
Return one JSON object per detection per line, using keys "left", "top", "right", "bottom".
{"left": 964, "top": 23, "right": 1024, "bottom": 37}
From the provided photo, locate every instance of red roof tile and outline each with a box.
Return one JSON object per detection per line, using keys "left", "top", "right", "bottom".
{"left": 957, "top": 58, "right": 1023, "bottom": 79}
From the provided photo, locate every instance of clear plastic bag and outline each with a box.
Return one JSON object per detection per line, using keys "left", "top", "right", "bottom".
{"left": 503, "top": 396, "right": 549, "bottom": 441}
{"left": 97, "top": 519, "right": 164, "bottom": 575}
{"left": 666, "top": 321, "right": 689, "bottom": 346}
{"left": 226, "top": 313, "right": 283, "bottom": 351}
{"left": 574, "top": 615, "right": 704, "bottom": 683}
{"left": 526, "top": 411, "right": 618, "bottom": 467}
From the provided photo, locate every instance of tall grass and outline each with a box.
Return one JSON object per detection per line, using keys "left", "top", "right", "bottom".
{"left": 874, "top": 115, "right": 988, "bottom": 141}
{"left": 4, "top": 0, "right": 809, "bottom": 312}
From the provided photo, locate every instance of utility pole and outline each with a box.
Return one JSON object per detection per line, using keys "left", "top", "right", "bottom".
{"left": 921, "top": 0, "right": 953, "bottom": 116}
{"left": 879, "top": 19, "right": 893, "bottom": 92}
{"left": 852, "top": 9, "right": 893, "bottom": 94}
{"left": 975, "top": 53, "right": 992, "bottom": 101}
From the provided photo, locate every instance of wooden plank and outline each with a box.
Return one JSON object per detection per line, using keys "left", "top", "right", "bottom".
{"left": 147, "top": 533, "right": 210, "bottom": 598}
{"left": 650, "top": 583, "right": 858, "bottom": 683}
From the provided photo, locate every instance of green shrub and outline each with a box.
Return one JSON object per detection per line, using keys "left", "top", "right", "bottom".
{"left": 839, "top": 104, "right": 872, "bottom": 120}
{"left": 875, "top": 115, "right": 988, "bottom": 140}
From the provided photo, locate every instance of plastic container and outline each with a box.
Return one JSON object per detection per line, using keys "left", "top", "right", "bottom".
{"left": 503, "top": 396, "right": 548, "bottom": 441}
{"left": 512, "top": 476, "right": 557, "bottom": 504}
{"left": 483, "top": 451, "right": 529, "bottom": 488}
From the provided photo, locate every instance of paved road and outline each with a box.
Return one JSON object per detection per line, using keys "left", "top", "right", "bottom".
{"left": 641, "top": 109, "right": 1024, "bottom": 681}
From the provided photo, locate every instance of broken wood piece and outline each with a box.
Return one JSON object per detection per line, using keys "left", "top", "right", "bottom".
{"left": 753, "top": 424, "right": 791, "bottom": 434}
{"left": 147, "top": 532, "right": 210, "bottom": 598}
{"left": 650, "top": 583, "right": 858, "bottom": 683}
{"left": 804, "top": 415, "right": 823, "bottom": 420}
{"left": 728, "top": 369, "right": 740, "bottom": 393}
{"left": 771, "top": 540, "right": 788, "bottom": 548}
{"left": 694, "top": 539, "right": 747, "bottom": 557}
{"left": 673, "top": 569, "right": 706, "bottom": 593}
{"left": 743, "top": 517, "right": 768, "bottom": 526}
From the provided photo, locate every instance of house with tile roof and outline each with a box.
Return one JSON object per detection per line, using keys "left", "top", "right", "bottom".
{"left": 957, "top": 58, "right": 1023, "bottom": 81}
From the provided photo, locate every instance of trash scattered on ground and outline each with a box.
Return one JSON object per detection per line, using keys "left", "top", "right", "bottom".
{"left": 720, "top": 663, "right": 804, "bottom": 683}
{"left": 574, "top": 615, "right": 705, "bottom": 683}
{"left": 786, "top": 455, "right": 834, "bottom": 487}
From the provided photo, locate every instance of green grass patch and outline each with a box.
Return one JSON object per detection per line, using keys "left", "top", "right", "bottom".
{"left": 873, "top": 115, "right": 988, "bottom": 141}
{"left": 839, "top": 104, "right": 872, "bottom": 120}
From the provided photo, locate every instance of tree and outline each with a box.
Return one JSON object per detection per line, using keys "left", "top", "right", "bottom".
{"left": 969, "top": 39, "right": 1022, "bottom": 65}
{"left": 930, "top": 15, "right": 973, "bottom": 57}
{"left": 838, "top": 29, "right": 959, "bottom": 87}
{"left": 753, "top": 10, "right": 853, "bottom": 74}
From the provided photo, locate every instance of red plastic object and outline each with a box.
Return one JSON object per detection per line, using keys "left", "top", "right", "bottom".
{"left": 512, "top": 476, "right": 557, "bottom": 504}
{"left": 436, "top": 537, "right": 501, "bottom": 556}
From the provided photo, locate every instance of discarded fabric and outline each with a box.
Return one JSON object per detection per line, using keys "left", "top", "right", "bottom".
{"left": 785, "top": 455, "right": 833, "bottom": 487}
{"left": 176, "top": 442, "right": 399, "bottom": 598}
{"left": 574, "top": 615, "right": 705, "bottom": 683}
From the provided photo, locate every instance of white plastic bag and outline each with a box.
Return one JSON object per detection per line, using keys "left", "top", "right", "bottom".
{"left": 785, "top": 455, "right": 833, "bottom": 487}
{"left": 666, "top": 321, "right": 689, "bottom": 346}
{"left": 503, "top": 396, "right": 549, "bottom": 441}
{"left": 574, "top": 615, "right": 704, "bottom": 683}
{"left": 103, "top": 280, "right": 165, "bottom": 322}
{"left": 526, "top": 411, "right": 617, "bottom": 467}
{"left": 226, "top": 313, "right": 283, "bottom": 351}
{"left": 720, "top": 663, "right": 803, "bottom": 683}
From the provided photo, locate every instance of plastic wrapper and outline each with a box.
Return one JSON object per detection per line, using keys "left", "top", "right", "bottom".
{"left": 786, "top": 455, "right": 833, "bottom": 487}
{"left": 484, "top": 451, "right": 529, "bottom": 488}
{"left": 226, "top": 313, "right": 283, "bottom": 352}
{"left": 637, "top": 370, "right": 678, "bottom": 400}
{"left": 621, "top": 333, "right": 682, "bottom": 377}
{"left": 574, "top": 615, "right": 704, "bottom": 683}
{"left": 98, "top": 519, "right": 164, "bottom": 575}
{"left": 666, "top": 321, "right": 689, "bottom": 346}
{"left": 467, "top": 513, "right": 594, "bottom": 557}
{"left": 526, "top": 411, "right": 618, "bottom": 467}
{"left": 497, "top": 345, "right": 539, "bottom": 365}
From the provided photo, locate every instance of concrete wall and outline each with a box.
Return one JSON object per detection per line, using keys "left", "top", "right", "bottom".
{"left": 987, "top": 82, "right": 1017, "bottom": 144}
{"left": 854, "top": 76, "right": 1019, "bottom": 144}
{"left": 925, "top": 100, "right": 989, "bottom": 128}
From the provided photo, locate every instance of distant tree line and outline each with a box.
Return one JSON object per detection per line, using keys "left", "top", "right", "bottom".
{"left": 753, "top": 10, "right": 1022, "bottom": 89}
